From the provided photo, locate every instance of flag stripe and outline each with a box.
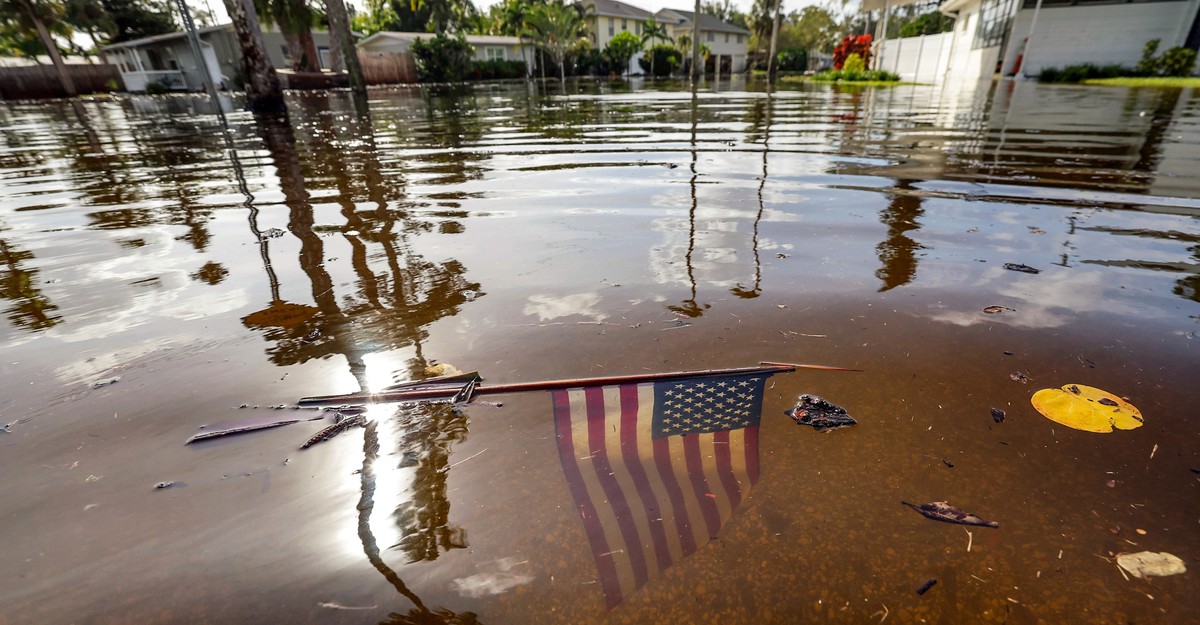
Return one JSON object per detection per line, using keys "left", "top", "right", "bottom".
{"left": 712, "top": 430, "right": 743, "bottom": 510}
{"left": 651, "top": 433, "right": 700, "bottom": 557}
{"left": 618, "top": 385, "right": 673, "bottom": 574}
{"left": 553, "top": 389, "right": 624, "bottom": 606}
{"left": 634, "top": 385, "right": 684, "bottom": 565}
{"left": 683, "top": 433, "right": 723, "bottom": 539}
{"left": 584, "top": 386, "right": 646, "bottom": 600}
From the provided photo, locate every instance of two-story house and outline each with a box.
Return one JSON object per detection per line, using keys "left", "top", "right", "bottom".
{"left": 584, "top": 0, "right": 654, "bottom": 74}
{"left": 654, "top": 8, "right": 750, "bottom": 74}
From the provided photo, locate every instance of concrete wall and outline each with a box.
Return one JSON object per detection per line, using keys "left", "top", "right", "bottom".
{"left": 875, "top": 32, "right": 954, "bottom": 83}
{"left": 1001, "top": 1, "right": 1200, "bottom": 76}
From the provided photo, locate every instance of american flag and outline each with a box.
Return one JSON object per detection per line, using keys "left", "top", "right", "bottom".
{"left": 553, "top": 372, "right": 773, "bottom": 609}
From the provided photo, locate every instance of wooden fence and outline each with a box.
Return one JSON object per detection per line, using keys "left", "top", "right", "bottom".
{"left": 358, "top": 51, "right": 417, "bottom": 86}
{"left": 0, "top": 64, "right": 121, "bottom": 100}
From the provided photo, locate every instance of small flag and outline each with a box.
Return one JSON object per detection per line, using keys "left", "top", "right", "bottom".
{"left": 553, "top": 372, "right": 773, "bottom": 609}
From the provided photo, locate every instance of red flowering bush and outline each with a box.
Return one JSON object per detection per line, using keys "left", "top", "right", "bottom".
{"left": 832, "top": 34, "right": 873, "bottom": 70}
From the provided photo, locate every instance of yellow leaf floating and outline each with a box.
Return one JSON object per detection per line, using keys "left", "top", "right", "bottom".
{"left": 1030, "top": 384, "right": 1143, "bottom": 433}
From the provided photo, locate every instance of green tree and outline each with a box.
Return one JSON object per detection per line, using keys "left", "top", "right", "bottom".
{"left": 255, "top": 0, "right": 320, "bottom": 71}
{"left": 781, "top": 5, "right": 838, "bottom": 53}
{"left": 604, "top": 30, "right": 639, "bottom": 75}
{"left": 639, "top": 16, "right": 670, "bottom": 78}
{"left": 99, "top": 0, "right": 175, "bottom": 43}
{"left": 638, "top": 41, "right": 680, "bottom": 77}
{"left": 897, "top": 9, "right": 952, "bottom": 38}
{"left": 524, "top": 1, "right": 588, "bottom": 82}
{"left": 1, "top": 0, "right": 76, "bottom": 95}
{"left": 64, "top": 0, "right": 115, "bottom": 62}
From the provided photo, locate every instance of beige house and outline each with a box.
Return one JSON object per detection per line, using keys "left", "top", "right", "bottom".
{"left": 357, "top": 32, "right": 533, "bottom": 68}
{"left": 654, "top": 8, "right": 750, "bottom": 74}
{"left": 584, "top": 0, "right": 654, "bottom": 74}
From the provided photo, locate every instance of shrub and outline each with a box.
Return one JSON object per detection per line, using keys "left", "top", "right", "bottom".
{"left": 145, "top": 80, "right": 171, "bottom": 95}
{"left": 1159, "top": 46, "right": 1197, "bottom": 77}
{"left": 411, "top": 33, "right": 473, "bottom": 82}
{"left": 1134, "top": 38, "right": 1198, "bottom": 77}
{"left": 832, "top": 34, "right": 872, "bottom": 70}
{"left": 604, "top": 31, "right": 642, "bottom": 75}
{"left": 775, "top": 48, "right": 807, "bottom": 72}
{"left": 471, "top": 59, "right": 527, "bottom": 80}
{"left": 638, "top": 43, "right": 682, "bottom": 77}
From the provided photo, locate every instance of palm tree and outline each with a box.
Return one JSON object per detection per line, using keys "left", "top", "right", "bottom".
{"left": 639, "top": 17, "right": 670, "bottom": 78}
{"left": 523, "top": 1, "right": 587, "bottom": 83}
{"left": 220, "top": 0, "right": 285, "bottom": 111}
{"left": 254, "top": 0, "right": 319, "bottom": 72}
{"left": 4, "top": 0, "right": 76, "bottom": 95}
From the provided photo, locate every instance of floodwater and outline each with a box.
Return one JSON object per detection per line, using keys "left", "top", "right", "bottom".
{"left": 1, "top": 77, "right": 1197, "bottom": 625}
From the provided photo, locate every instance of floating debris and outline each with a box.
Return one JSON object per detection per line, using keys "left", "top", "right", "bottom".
{"left": 153, "top": 481, "right": 176, "bottom": 489}
{"left": 990, "top": 408, "right": 1006, "bottom": 423}
{"left": 1010, "top": 371, "right": 1032, "bottom": 384}
{"left": 916, "top": 579, "right": 938, "bottom": 595}
{"left": 300, "top": 413, "right": 366, "bottom": 449}
{"left": 300, "top": 329, "right": 321, "bottom": 344}
{"left": 942, "top": 458, "right": 955, "bottom": 468}
{"left": 983, "top": 305, "right": 1014, "bottom": 314}
{"left": 1031, "top": 384, "right": 1143, "bottom": 433}
{"left": 186, "top": 412, "right": 325, "bottom": 444}
{"left": 92, "top": 377, "right": 121, "bottom": 389}
{"left": 901, "top": 501, "right": 999, "bottom": 528}
{"left": 1003, "top": 263, "right": 1041, "bottom": 274}
{"left": 1116, "top": 551, "right": 1187, "bottom": 579}
{"left": 786, "top": 395, "right": 857, "bottom": 430}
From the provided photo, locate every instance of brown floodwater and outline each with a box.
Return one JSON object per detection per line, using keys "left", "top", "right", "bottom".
{"left": 1, "top": 77, "right": 1197, "bottom": 625}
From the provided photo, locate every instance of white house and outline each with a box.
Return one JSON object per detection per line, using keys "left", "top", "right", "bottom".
{"left": 102, "top": 24, "right": 338, "bottom": 92}
{"left": 357, "top": 32, "right": 533, "bottom": 70}
{"left": 998, "top": 0, "right": 1200, "bottom": 77}
{"left": 872, "top": 0, "right": 1200, "bottom": 85}
{"left": 654, "top": 8, "right": 750, "bottom": 74}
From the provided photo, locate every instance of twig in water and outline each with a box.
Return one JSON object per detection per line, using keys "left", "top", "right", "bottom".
{"left": 965, "top": 528, "right": 974, "bottom": 552}
{"left": 440, "top": 448, "right": 487, "bottom": 473}
{"left": 1150, "top": 443, "right": 1158, "bottom": 460}
{"left": 868, "top": 605, "right": 889, "bottom": 624}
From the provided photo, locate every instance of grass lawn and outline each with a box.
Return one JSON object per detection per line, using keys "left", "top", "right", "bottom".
{"left": 1081, "top": 77, "right": 1200, "bottom": 87}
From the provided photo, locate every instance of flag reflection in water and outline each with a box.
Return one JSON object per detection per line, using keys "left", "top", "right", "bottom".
{"left": 553, "top": 372, "right": 773, "bottom": 609}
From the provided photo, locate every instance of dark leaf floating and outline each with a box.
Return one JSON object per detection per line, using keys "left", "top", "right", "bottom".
{"left": 1003, "top": 263, "right": 1040, "bottom": 274}
{"left": 982, "top": 305, "right": 1014, "bottom": 314}
{"left": 990, "top": 407, "right": 1006, "bottom": 423}
{"left": 916, "top": 579, "right": 938, "bottom": 595}
{"left": 901, "top": 501, "right": 1000, "bottom": 528}
{"left": 786, "top": 394, "right": 857, "bottom": 430}
{"left": 300, "top": 413, "right": 366, "bottom": 449}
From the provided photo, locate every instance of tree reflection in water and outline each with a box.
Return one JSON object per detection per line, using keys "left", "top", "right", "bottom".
{"left": 235, "top": 105, "right": 481, "bottom": 617}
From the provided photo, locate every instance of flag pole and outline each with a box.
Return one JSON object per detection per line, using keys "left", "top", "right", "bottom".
{"left": 297, "top": 362, "right": 860, "bottom": 407}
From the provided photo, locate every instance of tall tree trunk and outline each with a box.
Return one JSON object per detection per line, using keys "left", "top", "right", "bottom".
{"left": 767, "top": 0, "right": 781, "bottom": 80}
{"left": 21, "top": 0, "right": 76, "bottom": 96}
{"left": 88, "top": 29, "right": 109, "bottom": 65}
{"left": 690, "top": 0, "right": 701, "bottom": 81}
{"left": 296, "top": 27, "right": 320, "bottom": 72}
{"left": 323, "top": 0, "right": 365, "bottom": 95}
{"left": 327, "top": 17, "right": 345, "bottom": 73}
{"left": 222, "top": 0, "right": 285, "bottom": 112}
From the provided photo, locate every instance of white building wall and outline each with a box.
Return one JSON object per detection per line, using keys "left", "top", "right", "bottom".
{"left": 876, "top": 32, "right": 954, "bottom": 83}
{"left": 1002, "top": 1, "right": 1200, "bottom": 76}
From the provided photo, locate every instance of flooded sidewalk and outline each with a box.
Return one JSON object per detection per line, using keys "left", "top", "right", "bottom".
{"left": 0, "top": 78, "right": 1196, "bottom": 624}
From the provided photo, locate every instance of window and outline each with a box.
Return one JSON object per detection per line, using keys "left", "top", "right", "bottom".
{"left": 973, "top": 0, "right": 1018, "bottom": 50}
{"left": 608, "top": 17, "right": 614, "bottom": 37}
{"left": 737, "top": 34, "right": 744, "bottom": 44}
{"left": 486, "top": 47, "right": 504, "bottom": 61}
{"left": 724, "top": 33, "right": 729, "bottom": 43}
{"left": 707, "top": 31, "right": 714, "bottom": 42}
{"left": 621, "top": 19, "right": 627, "bottom": 30}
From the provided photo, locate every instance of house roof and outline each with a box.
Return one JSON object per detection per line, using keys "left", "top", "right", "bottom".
{"left": 358, "top": 32, "right": 525, "bottom": 49}
{"left": 655, "top": 9, "right": 750, "bottom": 35}
{"left": 100, "top": 24, "right": 231, "bottom": 50}
{"left": 587, "top": 0, "right": 652, "bottom": 20}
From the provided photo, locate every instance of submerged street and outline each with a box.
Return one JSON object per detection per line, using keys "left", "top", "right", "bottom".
{"left": 0, "top": 78, "right": 1197, "bottom": 624}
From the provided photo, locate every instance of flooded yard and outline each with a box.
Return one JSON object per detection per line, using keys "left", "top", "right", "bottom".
{"left": 1, "top": 78, "right": 1197, "bottom": 624}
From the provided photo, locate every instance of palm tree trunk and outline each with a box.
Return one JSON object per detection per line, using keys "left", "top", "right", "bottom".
{"left": 324, "top": 0, "right": 365, "bottom": 95}
{"left": 297, "top": 27, "right": 320, "bottom": 72}
{"left": 767, "top": 0, "right": 781, "bottom": 80}
{"left": 222, "top": 0, "right": 285, "bottom": 112}
{"left": 21, "top": 0, "right": 76, "bottom": 96}
{"left": 690, "top": 0, "right": 701, "bottom": 81}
